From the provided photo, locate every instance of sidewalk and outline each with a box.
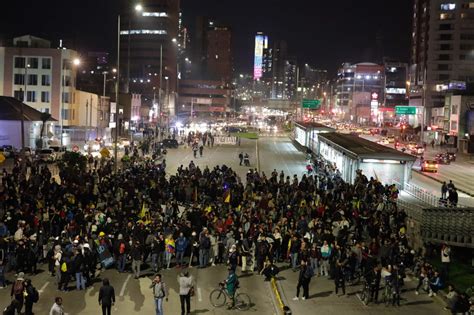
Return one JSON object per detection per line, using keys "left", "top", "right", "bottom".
{"left": 276, "top": 267, "right": 446, "bottom": 315}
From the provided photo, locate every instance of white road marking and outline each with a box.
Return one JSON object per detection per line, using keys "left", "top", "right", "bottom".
{"left": 38, "top": 281, "right": 49, "bottom": 294}
{"left": 197, "top": 287, "right": 202, "bottom": 302}
{"left": 119, "top": 274, "right": 131, "bottom": 297}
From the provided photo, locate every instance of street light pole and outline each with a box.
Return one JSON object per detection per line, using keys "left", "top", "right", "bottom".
{"left": 114, "top": 14, "right": 121, "bottom": 172}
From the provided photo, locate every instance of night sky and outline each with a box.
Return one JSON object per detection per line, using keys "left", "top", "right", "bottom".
{"left": 0, "top": 0, "right": 412, "bottom": 75}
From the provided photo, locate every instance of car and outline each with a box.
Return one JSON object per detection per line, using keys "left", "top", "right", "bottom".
{"left": 421, "top": 160, "right": 438, "bottom": 172}
{"left": 435, "top": 153, "right": 450, "bottom": 165}
{"left": 36, "top": 148, "right": 56, "bottom": 163}
{"left": 446, "top": 151, "right": 456, "bottom": 162}
{"left": 83, "top": 141, "right": 101, "bottom": 152}
{"left": 411, "top": 145, "right": 425, "bottom": 155}
{"left": 406, "top": 142, "right": 417, "bottom": 150}
{"left": 387, "top": 135, "right": 396, "bottom": 143}
{"left": 378, "top": 138, "right": 390, "bottom": 145}
{"left": 160, "top": 139, "right": 179, "bottom": 149}
{"left": 120, "top": 138, "right": 131, "bottom": 147}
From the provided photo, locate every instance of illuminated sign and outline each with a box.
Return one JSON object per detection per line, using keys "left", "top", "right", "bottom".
{"left": 120, "top": 30, "right": 167, "bottom": 35}
{"left": 385, "top": 88, "right": 406, "bottom": 94}
{"left": 371, "top": 92, "right": 379, "bottom": 100}
{"left": 253, "top": 33, "right": 268, "bottom": 80}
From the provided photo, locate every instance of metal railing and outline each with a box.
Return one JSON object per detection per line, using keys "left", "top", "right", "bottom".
{"left": 393, "top": 180, "right": 466, "bottom": 208}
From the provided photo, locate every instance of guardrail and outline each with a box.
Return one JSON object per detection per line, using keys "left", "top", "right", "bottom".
{"left": 393, "top": 180, "right": 467, "bottom": 208}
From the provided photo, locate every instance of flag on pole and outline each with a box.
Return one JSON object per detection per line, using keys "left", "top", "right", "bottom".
{"left": 223, "top": 189, "right": 231, "bottom": 203}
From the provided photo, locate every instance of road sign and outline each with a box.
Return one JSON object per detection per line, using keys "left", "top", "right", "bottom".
{"left": 100, "top": 147, "right": 110, "bottom": 158}
{"left": 0, "top": 153, "right": 5, "bottom": 164}
{"left": 301, "top": 99, "right": 321, "bottom": 109}
{"left": 395, "top": 106, "right": 417, "bottom": 115}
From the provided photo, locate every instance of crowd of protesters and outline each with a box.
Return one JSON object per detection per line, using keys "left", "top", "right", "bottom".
{"left": 0, "top": 146, "right": 471, "bottom": 313}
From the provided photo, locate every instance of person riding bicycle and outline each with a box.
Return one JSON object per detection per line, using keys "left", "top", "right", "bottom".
{"left": 224, "top": 266, "right": 238, "bottom": 309}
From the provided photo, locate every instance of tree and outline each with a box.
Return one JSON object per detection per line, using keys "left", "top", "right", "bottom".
{"left": 36, "top": 112, "right": 51, "bottom": 149}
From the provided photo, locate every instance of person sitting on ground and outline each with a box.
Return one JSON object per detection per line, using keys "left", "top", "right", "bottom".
{"left": 260, "top": 259, "right": 280, "bottom": 281}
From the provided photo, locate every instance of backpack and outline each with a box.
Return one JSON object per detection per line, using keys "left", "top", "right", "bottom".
{"left": 61, "top": 262, "right": 68, "bottom": 273}
{"left": 13, "top": 280, "right": 24, "bottom": 295}
{"left": 202, "top": 237, "right": 210, "bottom": 249}
{"left": 30, "top": 287, "right": 39, "bottom": 303}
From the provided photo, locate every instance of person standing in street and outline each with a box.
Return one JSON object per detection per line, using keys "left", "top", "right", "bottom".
{"left": 130, "top": 241, "right": 143, "bottom": 279}
{"left": 49, "top": 297, "right": 64, "bottom": 315}
{"left": 98, "top": 278, "right": 116, "bottom": 315}
{"left": 238, "top": 152, "right": 244, "bottom": 166}
{"left": 150, "top": 274, "right": 168, "bottom": 315}
{"left": 293, "top": 259, "right": 313, "bottom": 301}
{"left": 441, "top": 182, "right": 448, "bottom": 200}
{"left": 10, "top": 272, "right": 25, "bottom": 314}
{"left": 24, "top": 279, "right": 39, "bottom": 315}
{"left": 178, "top": 271, "right": 194, "bottom": 315}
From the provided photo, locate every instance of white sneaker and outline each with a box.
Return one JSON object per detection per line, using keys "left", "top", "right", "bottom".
{"left": 433, "top": 292, "right": 437, "bottom": 296}
{"left": 292, "top": 297, "right": 299, "bottom": 301}
{"left": 428, "top": 292, "right": 433, "bottom": 297}
{"left": 302, "top": 297, "right": 306, "bottom": 300}
{"left": 415, "top": 291, "right": 419, "bottom": 295}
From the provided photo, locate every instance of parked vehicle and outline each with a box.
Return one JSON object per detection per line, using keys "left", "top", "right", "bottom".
{"left": 445, "top": 151, "right": 456, "bottom": 162}
{"left": 421, "top": 160, "right": 438, "bottom": 172}
{"left": 0, "top": 145, "right": 15, "bottom": 158}
{"left": 161, "top": 139, "right": 179, "bottom": 149}
{"left": 36, "top": 148, "right": 56, "bottom": 163}
{"left": 411, "top": 145, "right": 425, "bottom": 155}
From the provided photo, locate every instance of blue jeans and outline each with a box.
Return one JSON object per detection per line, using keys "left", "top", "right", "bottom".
{"left": 155, "top": 297, "right": 164, "bottom": 315}
{"left": 165, "top": 252, "right": 172, "bottom": 269}
{"left": 176, "top": 251, "right": 185, "bottom": 266}
{"left": 75, "top": 272, "right": 85, "bottom": 290}
{"left": 310, "top": 257, "right": 318, "bottom": 276}
{"left": 199, "top": 249, "right": 209, "bottom": 268}
{"left": 291, "top": 252, "right": 299, "bottom": 269}
{"left": 117, "top": 254, "right": 126, "bottom": 272}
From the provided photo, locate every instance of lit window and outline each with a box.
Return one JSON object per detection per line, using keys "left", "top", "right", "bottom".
{"left": 120, "top": 30, "right": 167, "bottom": 35}
{"left": 440, "top": 13, "right": 453, "bottom": 20}
{"left": 440, "top": 3, "right": 456, "bottom": 10}
{"left": 142, "top": 12, "right": 168, "bottom": 17}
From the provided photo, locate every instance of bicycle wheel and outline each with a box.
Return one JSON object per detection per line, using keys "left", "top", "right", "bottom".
{"left": 235, "top": 293, "right": 251, "bottom": 311}
{"left": 360, "top": 288, "right": 368, "bottom": 305}
{"left": 384, "top": 289, "right": 391, "bottom": 306}
{"left": 210, "top": 289, "right": 227, "bottom": 308}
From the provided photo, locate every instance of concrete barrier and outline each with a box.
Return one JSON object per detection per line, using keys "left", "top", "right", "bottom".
{"left": 271, "top": 277, "right": 291, "bottom": 314}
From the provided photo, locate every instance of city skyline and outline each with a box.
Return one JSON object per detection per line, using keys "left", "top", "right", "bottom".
{"left": 0, "top": 0, "right": 412, "bottom": 75}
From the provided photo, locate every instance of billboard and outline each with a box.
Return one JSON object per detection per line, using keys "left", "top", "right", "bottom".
{"left": 253, "top": 33, "right": 268, "bottom": 80}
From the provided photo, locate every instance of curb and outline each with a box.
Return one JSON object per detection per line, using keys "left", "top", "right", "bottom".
{"left": 413, "top": 170, "right": 474, "bottom": 197}
{"left": 271, "top": 277, "right": 291, "bottom": 314}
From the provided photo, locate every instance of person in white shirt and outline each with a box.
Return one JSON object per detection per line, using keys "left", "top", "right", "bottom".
{"left": 49, "top": 297, "right": 64, "bottom": 315}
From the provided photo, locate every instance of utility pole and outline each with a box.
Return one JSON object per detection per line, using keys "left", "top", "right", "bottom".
{"left": 114, "top": 15, "right": 121, "bottom": 172}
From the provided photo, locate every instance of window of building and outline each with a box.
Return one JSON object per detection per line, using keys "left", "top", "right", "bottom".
{"left": 439, "top": 54, "right": 451, "bottom": 60}
{"left": 41, "top": 91, "right": 50, "bottom": 103}
{"left": 461, "top": 33, "right": 474, "bottom": 40}
{"left": 460, "top": 53, "right": 474, "bottom": 60}
{"left": 439, "top": 34, "right": 452, "bottom": 40}
{"left": 14, "top": 90, "right": 24, "bottom": 100}
{"left": 28, "top": 57, "right": 38, "bottom": 69}
{"left": 61, "top": 109, "right": 71, "bottom": 120}
{"left": 440, "top": 13, "right": 454, "bottom": 20}
{"left": 451, "top": 121, "right": 458, "bottom": 130}
{"left": 438, "top": 64, "right": 451, "bottom": 70}
{"left": 62, "top": 92, "right": 70, "bottom": 103}
{"left": 41, "top": 75, "right": 50, "bottom": 86}
{"left": 460, "top": 43, "right": 474, "bottom": 50}
{"left": 42, "top": 58, "right": 51, "bottom": 69}
{"left": 28, "top": 74, "right": 38, "bottom": 85}
{"left": 14, "top": 57, "right": 25, "bottom": 68}
{"left": 439, "top": 24, "right": 452, "bottom": 30}
{"left": 440, "top": 3, "right": 456, "bottom": 10}
{"left": 64, "top": 76, "right": 71, "bottom": 87}
{"left": 452, "top": 104, "right": 459, "bottom": 114}
{"left": 14, "top": 74, "right": 25, "bottom": 85}
{"left": 439, "top": 74, "right": 450, "bottom": 80}
{"left": 27, "top": 91, "right": 36, "bottom": 102}
{"left": 440, "top": 44, "right": 452, "bottom": 50}
{"left": 461, "top": 12, "right": 474, "bottom": 19}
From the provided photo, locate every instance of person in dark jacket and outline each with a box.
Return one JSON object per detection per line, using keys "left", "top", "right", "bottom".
{"left": 293, "top": 259, "right": 313, "bottom": 300}
{"left": 98, "top": 278, "right": 116, "bottom": 315}
{"left": 23, "top": 279, "right": 39, "bottom": 315}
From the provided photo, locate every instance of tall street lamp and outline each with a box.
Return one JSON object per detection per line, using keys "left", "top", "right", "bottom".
{"left": 114, "top": 4, "right": 142, "bottom": 172}
{"left": 60, "top": 57, "right": 80, "bottom": 147}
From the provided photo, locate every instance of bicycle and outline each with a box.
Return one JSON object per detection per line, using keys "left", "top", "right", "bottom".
{"left": 381, "top": 282, "right": 393, "bottom": 306}
{"left": 359, "top": 279, "right": 371, "bottom": 305}
{"left": 209, "top": 282, "right": 251, "bottom": 311}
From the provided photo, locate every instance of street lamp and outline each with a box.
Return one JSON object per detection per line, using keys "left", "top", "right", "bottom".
{"left": 60, "top": 57, "right": 80, "bottom": 147}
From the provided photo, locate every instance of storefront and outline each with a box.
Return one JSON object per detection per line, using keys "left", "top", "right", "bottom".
{"left": 316, "top": 133, "right": 416, "bottom": 187}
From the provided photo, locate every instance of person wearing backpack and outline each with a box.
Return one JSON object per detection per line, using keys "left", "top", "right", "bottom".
{"left": 10, "top": 272, "right": 25, "bottom": 314}
{"left": 293, "top": 259, "right": 313, "bottom": 301}
{"left": 24, "top": 279, "right": 39, "bottom": 315}
{"left": 150, "top": 274, "right": 168, "bottom": 315}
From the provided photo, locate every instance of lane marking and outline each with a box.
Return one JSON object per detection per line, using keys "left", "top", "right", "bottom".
{"left": 119, "top": 274, "right": 131, "bottom": 297}
{"left": 38, "top": 281, "right": 49, "bottom": 294}
{"left": 197, "top": 287, "right": 202, "bottom": 302}
{"left": 256, "top": 138, "right": 260, "bottom": 172}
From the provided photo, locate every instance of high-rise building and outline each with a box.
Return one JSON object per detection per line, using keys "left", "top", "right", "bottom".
{"left": 301, "top": 64, "right": 328, "bottom": 100}
{"left": 283, "top": 57, "right": 298, "bottom": 100}
{"left": 206, "top": 25, "right": 232, "bottom": 84}
{"left": 410, "top": 0, "right": 474, "bottom": 128}
{"left": 335, "top": 62, "right": 384, "bottom": 123}
{"left": 384, "top": 59, "right": 409, "bottom": 108}
{"left": 270, "top": 40, "right": 288, "bottom": 99}
{"left": 119, "top": 0, "right": 180, "bottom": 115}
{"left": 253, "top": 32, "right": 268, "bottom": 80}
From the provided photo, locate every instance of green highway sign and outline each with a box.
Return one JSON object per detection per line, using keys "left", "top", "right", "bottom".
{"left": 301, "top": 99, "right": 321, "bottom": 109}
{"left": 395, "top": 106, "right": 417, "bottom": 115}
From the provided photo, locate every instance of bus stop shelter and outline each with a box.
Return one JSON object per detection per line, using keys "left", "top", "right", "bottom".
{"left": 293, "top": 121, "right": 335, "bottom": 152}
{"left": 316, "top": 132, "right": 416, "bottom": 187}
